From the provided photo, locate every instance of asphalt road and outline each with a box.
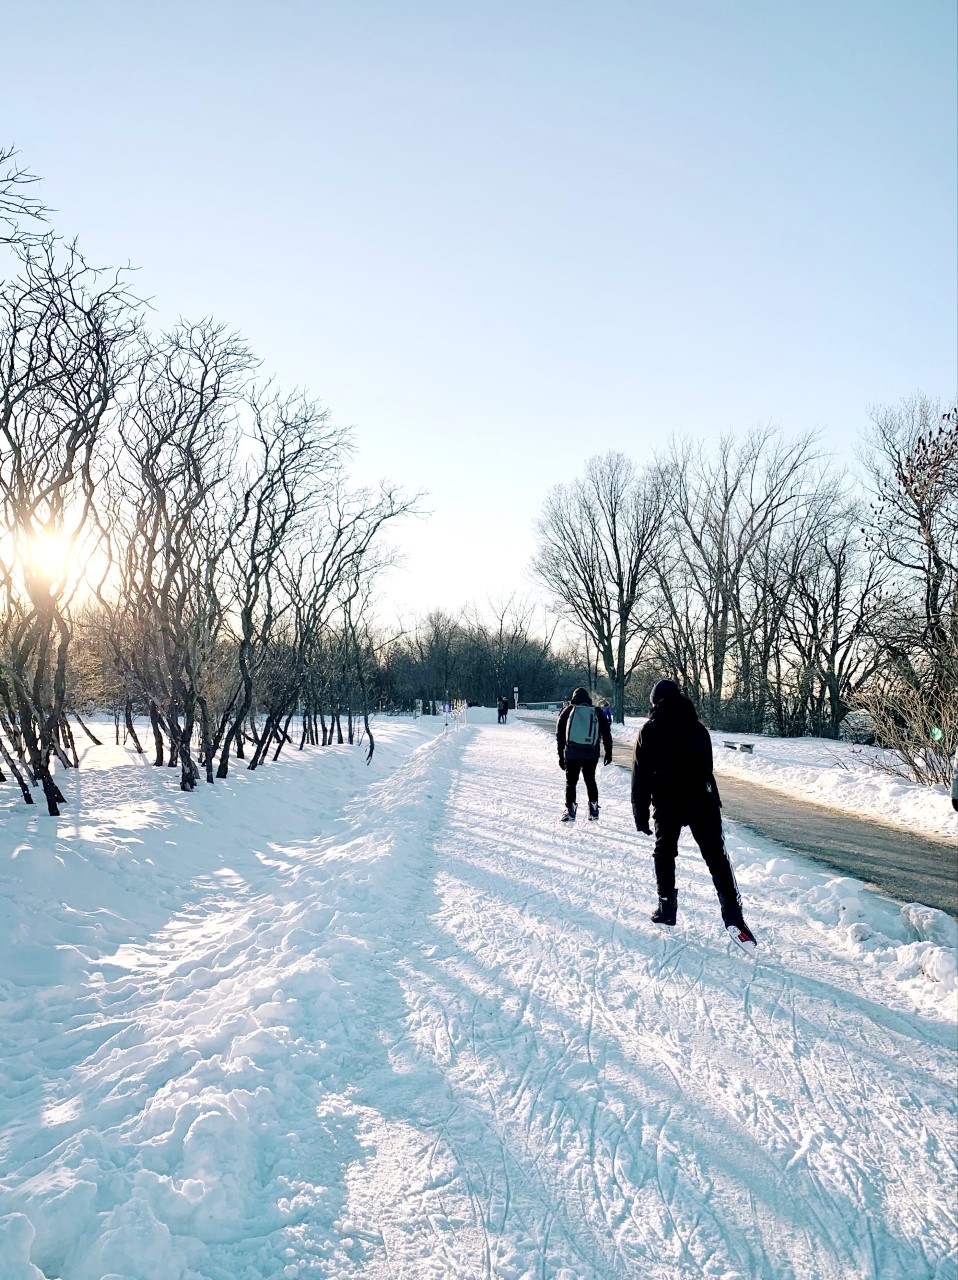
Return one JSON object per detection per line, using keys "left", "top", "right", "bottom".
{"left": 527, "top": 718, "right": 958, "bottom": 918}
{"left": 717, "top": 773, "right": 957, "bottom": 916}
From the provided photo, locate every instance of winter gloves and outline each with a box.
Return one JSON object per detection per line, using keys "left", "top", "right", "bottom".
{"left": 604, "top": 752, "right": 612, "bottom": 766}
{"left": 635, "top": 809, "right": 652, "bottom": 836}
{"left": 558, "top": 756, "right": 566, "bottom": 771}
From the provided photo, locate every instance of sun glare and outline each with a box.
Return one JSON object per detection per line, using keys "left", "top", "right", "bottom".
{"left": 0, "top": 524, "right": 110, "bottom": 600}
{"left": 27, "top": 528, "right": 74, "bottom": 579}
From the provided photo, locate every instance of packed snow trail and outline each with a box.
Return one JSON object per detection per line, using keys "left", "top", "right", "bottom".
{"left": 0, "top": 720, "right": 955, "bottom": 1278}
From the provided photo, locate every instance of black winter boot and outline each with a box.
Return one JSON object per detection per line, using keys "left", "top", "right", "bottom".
{"left": 718, "top": 893, "right": 757, "bottom": 949}
{"left": 561, "top": 802, "right": 577, "bottom": 822}
{"left": 718, "top": 893, "right": 746, "bottom": 930}
{"left": 651, "top": 890, "right": 677, "bottom": 926}
{"left": 588, "top": 801, "right": 600, "bottom": 821}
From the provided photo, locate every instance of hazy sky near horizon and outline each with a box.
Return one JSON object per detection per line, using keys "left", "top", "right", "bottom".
{"left": 3, "top": 0, "right": 956, "bottom": 619}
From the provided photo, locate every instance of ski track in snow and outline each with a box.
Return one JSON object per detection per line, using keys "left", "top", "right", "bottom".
{"left": 0, "top": 720, "right": 955, "bottom": 1279}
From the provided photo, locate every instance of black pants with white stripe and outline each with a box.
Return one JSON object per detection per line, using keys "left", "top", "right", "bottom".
{"left": 652, "top": 806, "right": 743, "bottom": 924}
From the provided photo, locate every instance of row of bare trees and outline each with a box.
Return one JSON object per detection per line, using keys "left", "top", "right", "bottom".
{"left": 533, "top": 400, "right": 957, "bottom": 784}
{"left": 0, "top": 149, "right": 416, "bottom": 813}
{"left": 377, "top": 601, "right": 575, "bottom": 710}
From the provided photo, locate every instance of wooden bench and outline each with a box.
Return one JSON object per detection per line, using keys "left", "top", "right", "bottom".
{"left": 723, "top": 741, "right": 754, "bottom": 753}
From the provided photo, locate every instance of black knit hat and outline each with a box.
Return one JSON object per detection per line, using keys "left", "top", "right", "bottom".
{"left": 650, "top": 678, "right": 681, "bottom": 706}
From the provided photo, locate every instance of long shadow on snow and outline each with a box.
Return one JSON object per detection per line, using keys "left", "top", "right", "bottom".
{"left": 395, "top": 899, "right": 942, "bottom": 1279}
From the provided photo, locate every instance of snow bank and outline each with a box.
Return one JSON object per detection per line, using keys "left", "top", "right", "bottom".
{"left": 733, "top": 850, "right": 958, "bottom": 1017}
{"left": 0, "top": 718, "right": 452, "bottom": 1279}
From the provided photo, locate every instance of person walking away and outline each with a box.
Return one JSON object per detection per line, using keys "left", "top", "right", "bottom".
{"left": 631, "top": 678, "right": 756, "bottom": 949}
{"left": 557, "top": 687, "right": 613, "bottom": 822}
{"left": 597, "top": 698, "right": 612, "bottom": 730}
{"left": 501, "top": 696, "right": 509, "bottom": 724}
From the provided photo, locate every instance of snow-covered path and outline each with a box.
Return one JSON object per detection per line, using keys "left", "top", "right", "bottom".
{"left": 1, "top": 720, "right": 955, "bottom": 1279}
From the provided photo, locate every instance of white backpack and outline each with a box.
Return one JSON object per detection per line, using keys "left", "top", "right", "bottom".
{"left": 566, "top": 705, "right": 599, "bottom": 749}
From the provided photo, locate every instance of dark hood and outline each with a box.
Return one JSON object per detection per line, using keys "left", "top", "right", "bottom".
{"left": 569, "top": 687, "right": 593, "bottom": 706}
{"left": 648, "top": 692, "right": 699, "bottom": 726}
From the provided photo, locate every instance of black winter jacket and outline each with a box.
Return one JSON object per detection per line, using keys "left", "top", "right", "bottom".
{"left": 557, "top": 692, "right": 613, "bottom": 764}
{"left": 630, "top": 693, "right": 721, "bottom": 827}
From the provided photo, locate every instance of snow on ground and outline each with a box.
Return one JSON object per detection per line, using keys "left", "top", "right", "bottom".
{"left": 1, "top": 718, "right": 956, "bottom": 1278}
{"left": 599, "top": 716, "right": 957, "bottom": 844}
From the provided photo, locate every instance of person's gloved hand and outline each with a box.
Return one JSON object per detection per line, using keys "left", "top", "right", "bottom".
{"left": 635, "top": 813, "right": 652, "bottom": 835}
{"left": 603, "top": 753, "right": 612, "bottom": 766}
{"left": 558, "top": 757, "right": 566, "bottom": 771}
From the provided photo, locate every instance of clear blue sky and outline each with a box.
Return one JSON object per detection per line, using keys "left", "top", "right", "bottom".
{"left": 3, "top": 0, "right": 956, "bottom": 619}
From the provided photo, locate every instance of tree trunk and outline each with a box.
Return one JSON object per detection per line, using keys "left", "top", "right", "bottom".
{"left": 273, "top": 712, "right": 294, "bottom": 761}
{"left": 73, "top": 712, "right": 103, "bottom": 746}
{"left": 248, "top": 716, "right": 275, "bottom": 770}
{"left": 149, "top": 702, "right": 165, "bottom": 766}
{"left": 125, "top": 697, "right": 144, "bottom": 753}
{"left": 197, "top": 696, "right": 215, "bottom": 784}
{"left": 0, "top": 735, "right": 33, "bottom": 805}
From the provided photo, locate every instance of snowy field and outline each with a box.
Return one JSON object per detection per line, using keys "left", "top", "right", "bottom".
{"left": 595, "top": 717, "right": 957, "bottom": 843}
{"left": 1, "top": 718, "right": 956, "bottom": 1279}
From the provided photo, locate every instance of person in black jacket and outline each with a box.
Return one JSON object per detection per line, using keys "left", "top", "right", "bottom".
{"left": 631, "top": 678, "right": 756, "bottom": 946}
{"left": 557, "top": 687, "right": 614, "bottom": 822}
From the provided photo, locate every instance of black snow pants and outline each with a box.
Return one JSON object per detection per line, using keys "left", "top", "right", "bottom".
{"left": 653, "top": 806, "right": 743, "bottom": 924}
{"left": 566, "top": 759, "right": 598, "bottom": 809}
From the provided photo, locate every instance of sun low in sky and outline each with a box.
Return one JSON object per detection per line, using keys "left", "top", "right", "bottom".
{"left": 1, "top": 524, "right": 106, "bottom": 605}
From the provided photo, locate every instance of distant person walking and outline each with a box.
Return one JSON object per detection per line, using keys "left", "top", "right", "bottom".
{"left": 557, "top": 688, "right": 613, "bottom": 822}
{"left": 631, "top": 678, "right": 756, "bottom": 949}
{"left": 497, "top": 696, "right": 509, "bottom": 724}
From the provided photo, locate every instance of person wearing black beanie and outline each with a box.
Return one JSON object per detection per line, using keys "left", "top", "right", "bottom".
{"left": 631, "top": 679, "right": 756, "bottom": 950}
{"left": 556, "top": 687, "right": 613, "bottom": 822}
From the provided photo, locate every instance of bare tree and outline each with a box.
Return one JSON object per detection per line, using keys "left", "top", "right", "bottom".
{"left": 532, "top": 452, "right": 666, "bottom": 722}
{"left": 238, "top": 481, "right": 417, "bottom": 770}
{"left": 213, "top": 385, "right": 341, "bottom": 777}
{"left": 864, "top": 396, "right": 957, "bottom": 671}
{"left": 758, "top": 490, "right": 888, "bottom": 736}
{"left": 656, "top": 428, "right": 818, "bottom": 728}
{"left": 857, "top": 396, "right": 958, "bottom": 782}
{"left": 0, "top": 146, "right": 50, "bottom": 246}
{"left": 97, "top": 320, "right": 255, "bottom": 790}
{"left": 406, "top": 609, "right": 467, "bottom": 713}
{"left": 0, "top": 242, "right": 138, "bottom": 812}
